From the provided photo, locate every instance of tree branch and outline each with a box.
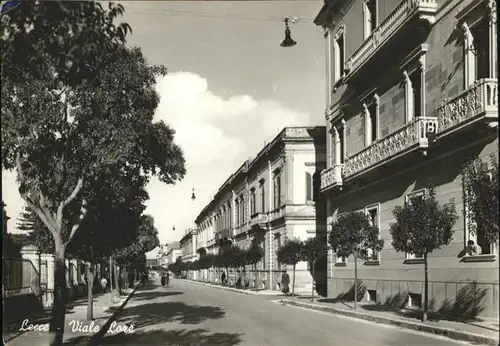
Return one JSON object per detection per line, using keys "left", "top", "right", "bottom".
{"left": 65, "top": 198, "right": 87, "bottom": 246}
{"left": 16, "top": 152, "right": 58, "bottom": 235}
{"left": 63, "top": 178, "right": 84, "bottom": 207}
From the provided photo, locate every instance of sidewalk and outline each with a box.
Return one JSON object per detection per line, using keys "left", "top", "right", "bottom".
{"left": 279, "top": 298, "right": 499, "bottom": 345}
{"left": 182, "top": 278, "right": 281, "bottom": 296}
{"left": 3, "top": 285, "right": 139, "bottom": 346}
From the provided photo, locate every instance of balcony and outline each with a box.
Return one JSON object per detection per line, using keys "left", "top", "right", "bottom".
{"left": 437, "top": 78, "right": 498, "bottom": 139}
{"left": 344, "top": 0, "right": 437, "bottom": 82}
{"left": 343, "top": 117, "right": 438, "bottom": 180}
{"left": 321, "top": 164, "right": 344, "bottom": 192}
{"left": 249, "top": 212, "right": 268, "bottom": 228}
{"left": 269, "top": 206, "right": 285, "bottom": 223}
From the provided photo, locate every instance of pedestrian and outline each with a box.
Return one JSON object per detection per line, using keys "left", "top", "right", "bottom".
{"left": 100, "top": 277, "right": 108, "bottom": 293}
{"left": 161, "top": 272, "right": 166, "bottom": 287}
{"left": 166, "top": 271, "right": 170, "bottom": 287}
{"left": 281, "top": 270, "right": 290, "bottom": 296}
{"left": 221, "top": 271, "right": 226, "bottom": 285}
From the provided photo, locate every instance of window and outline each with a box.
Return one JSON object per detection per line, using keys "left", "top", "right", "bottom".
{"left": 404, "top": 190, "right": 425, "bottom": 259}
{"left": 250, "top": 189, "right": 256, "bottom": 215}
{"left": 463, "top": 177, "right": 496, "bottom": 256}
{"left": 338, "top": 125, "right": 345, "bottom": 164}
{"left": 363, "top": 96, "right": 379, "bottom": 146}
{"left": 365, "top": 204, "right": 380, "bottom": 261}
{"left": 259, "top": 180, "right": 266, "bottom": 213}
{"left": 408, "top": 293, "right": 422, "bottom": 308}
{"left": 367, "top": 289, "right": 377, "bottom": 302}
{"left": 235, "top": 200, "right": 239, "bottom": 227}
{"left": 463, "top": 14, "right": 493, "bottom": 87}
{"left": 332, "top": 28, "right": 345, "bottom": 85}
{"left": 273, "top": 172, "right": 281, "bottom": 209}
{"left": 239, "top": 196, "right": 245, "bottom": 225}
{"left": 305, "top": 172, "right": 313, "bottom": 201}
{"left": 363, "top": 0, "right": 377, "bottom": 39}
{"left": 403, "top": 68, "right": 422, "bottom": 123}
{"left": 335, "top": 255, "right": 346, "bottom": 264}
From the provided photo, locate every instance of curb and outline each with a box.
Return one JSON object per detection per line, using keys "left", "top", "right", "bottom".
{"left": 182, "top": 279, "right": 261, "bottom": 295}
{"left": 182, "top": 279, "right": 266, "bottom": 296}
{"left": 280, "top": 299, "right": 499, "bottom": 346}
{"left": 85, "top": 281, "right": 141, "bottom": 346}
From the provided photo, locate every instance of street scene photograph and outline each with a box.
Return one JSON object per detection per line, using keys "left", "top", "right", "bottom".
{"left": 1, "top": 0, "right": 498, "bottom": 345}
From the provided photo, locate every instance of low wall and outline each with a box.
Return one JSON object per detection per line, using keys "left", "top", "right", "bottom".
{"left": 327, "top": 277, "right": 499, "bottom": 318}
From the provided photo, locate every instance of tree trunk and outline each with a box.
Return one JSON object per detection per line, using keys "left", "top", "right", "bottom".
{"left": 311, "top": 259, "right": 316, "bottom": 302}
{"left": 423, "top": 252, "right": 428, "bottom": 322}
{"left": 116, "top": 265, "right": 121, "bottom": 298}
{"left": 254, "top": 263, "right": 259, "bottom": 291}
{"left": 354, "top": 253, "right": 358, "bottom": 310}
{"left": 109, "top": 257, "right": 113, "bottom": 295}
{"left": 292, "top": 263, "right": 296, "bottom": 299}
{"left": 48, "top": 238, "right": 67, "bottom": 346}
{"left": 86, "top": 261, "right": 95, "bottom": 321}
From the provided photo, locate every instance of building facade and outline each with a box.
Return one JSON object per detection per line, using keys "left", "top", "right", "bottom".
{"left": 195, "top": 127, "right": 327, "bottom": 294}
{"left": 315, "top": 0, "right": 498, "bottom": 316}
{"left": 180, "top": 229, "right": 198, "bottom": 279}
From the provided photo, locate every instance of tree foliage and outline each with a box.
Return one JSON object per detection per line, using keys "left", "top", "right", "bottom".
{"left": 329, "top": 212, "right": 383, "bottom": 259}
{"left": 245, "top": 241, "right": 264, "bottom": 266}
{"left": 301, "top": 236, "right": 327, "bottom": 265}
{"left": 276, "top": 239, "right": 303, "bottom": 266}
{"left": 390, "top": 187, "right": 458, "bottom": 255}
{"left": 462, "top": 155, "right": 499, "bottom": 244}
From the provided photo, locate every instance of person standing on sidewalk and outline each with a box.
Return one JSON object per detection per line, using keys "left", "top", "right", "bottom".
{"left": 281, "top": 270, "right": 290, "bottom": 296}
{"left": 100, "top": 277, "right": 108, "bottom": 293}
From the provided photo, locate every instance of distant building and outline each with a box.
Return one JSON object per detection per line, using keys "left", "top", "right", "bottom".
{"left": 194, "top": 127, "right": 327, "bottom": 294}
{"left": 314, "top": 0, "right": 498, "bottom": 316}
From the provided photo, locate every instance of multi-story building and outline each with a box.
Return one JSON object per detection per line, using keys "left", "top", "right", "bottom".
{"left": 195, "top": 127, "right": 327, "bottom": 294}
{"left": 314, "top": 0, "right": 498, "bottom": 316}
{"left": 180, "top": 229, "right": 198, "bottom": 279}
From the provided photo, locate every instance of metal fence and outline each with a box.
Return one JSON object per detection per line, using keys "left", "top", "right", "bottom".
{"left": 2, "top": 257, "right": 41, "bottom": 297}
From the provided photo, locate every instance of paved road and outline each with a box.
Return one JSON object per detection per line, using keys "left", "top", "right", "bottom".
{"left": 97, "top": 278, "right": 480, "bottom": 346}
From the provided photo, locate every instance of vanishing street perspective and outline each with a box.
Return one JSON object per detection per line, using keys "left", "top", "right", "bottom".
{"left": 1, "top": 0, "right": 498, "bottom": 346}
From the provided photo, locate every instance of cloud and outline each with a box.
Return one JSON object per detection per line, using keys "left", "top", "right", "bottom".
{"left": 2, "top": 71, "right": 312, "bottom": 260}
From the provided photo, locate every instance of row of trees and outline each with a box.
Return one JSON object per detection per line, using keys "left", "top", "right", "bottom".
{"left": 169, "top": 238, "right": 265, "bottom": 289}
{"left": 1, "top": 2, "right": 185, "bottom": 345}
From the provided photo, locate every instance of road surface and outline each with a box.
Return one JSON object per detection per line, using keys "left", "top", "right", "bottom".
{"left": 97, "top": 278, "right": 481, "bottom": 346}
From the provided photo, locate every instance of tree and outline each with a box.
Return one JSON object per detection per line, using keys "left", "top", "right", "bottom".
{"left": 245, "top": 239, "right": 264, "bottom": 290}
{"left": 462, "top": 155, "right": 499, "bottom": 247}
{"left": 390, "top": 187, "right": 458, "bottom": 321}
{"left": 276, "top": 239, "right": 303, "bottom": 298}
{"left": 1, "top": 3, "right": 186, "bottom": 343}
{"left": 329, "top": 211, "right": 383, "bottom": 309}
{"left": 301, "top": 236, "right": 327, "bottom": 302}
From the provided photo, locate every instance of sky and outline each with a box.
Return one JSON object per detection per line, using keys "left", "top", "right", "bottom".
{"left": 2, "top": 1, "right": 326, "bottom": 259}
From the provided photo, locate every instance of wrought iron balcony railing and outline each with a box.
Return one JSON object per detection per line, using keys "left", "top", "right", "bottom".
{"left": 438, "top": 78, "right": 498, "bottom": 136}
{"left": 343, "top": 116, "right": 438, "bottom": 179}
{"left": 320, "top": 164, "right": 344, "bottom": 191}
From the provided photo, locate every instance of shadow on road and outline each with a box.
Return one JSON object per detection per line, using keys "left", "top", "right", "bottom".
{"left": 97, "top": 328, "right": 243, "bottom": 345}
{"left": 111, "top": 301, "right": 226, "bottom": 328}
{"left": 131, "top": 291, "right": 184, "bottom": 302}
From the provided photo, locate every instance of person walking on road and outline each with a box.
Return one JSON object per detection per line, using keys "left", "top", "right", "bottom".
{"left": 161, "top": 272, "right": 166, "bottom": 287}
{"left": 166, "top": 271, "right": 170, "bottom": 287}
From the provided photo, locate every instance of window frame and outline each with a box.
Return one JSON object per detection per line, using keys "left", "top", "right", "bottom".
{"left": 273, "top": 170, "right": 282, "bottom": 210}
{"left": 364, "top": 203, "right": 381, "bottom": 263}
{"left": 363, "top": 0, "right": 378, "bottom": 39}
{"left": 460, "top": 2, "right": 497, "bottom": 88}
{"left": 363, "top": 94, "right": 380, "bottom": 147}
{"left": 331, "top": 25, "right": 346, "bottom": 89}
{"left": 259, "top": 179, "right": 266, "bottom": 214}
